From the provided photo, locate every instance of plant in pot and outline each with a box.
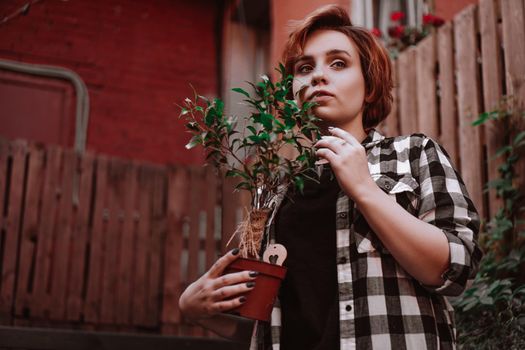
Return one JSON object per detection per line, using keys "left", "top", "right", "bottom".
{"left": 178, "top": 64, "right": 321, "bottom": 321}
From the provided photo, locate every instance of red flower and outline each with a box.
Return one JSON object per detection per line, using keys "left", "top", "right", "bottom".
{"left": 390, "top": 11, "right": 405, "bottom": 22}
{"left": 371, "top": 27, "right": 382, "bottom": 38}
{"left": 423, "top": 14, "right": 445, "bottom": 27}
{"left": 388, "top": 25, "right": 405, "bottom": 39}
{"left": 432, "top": 16, "right": 445, "bottom": 26}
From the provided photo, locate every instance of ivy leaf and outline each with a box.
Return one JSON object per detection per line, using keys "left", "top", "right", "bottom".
{"left": 513, "top": 131, "right": 525, "bottom": 146}
{"left": 495, "top": 145, "right": 512, "bottom": 158}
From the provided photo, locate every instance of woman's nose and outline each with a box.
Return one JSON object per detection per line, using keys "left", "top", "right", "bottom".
{"left": 311, "top": 67, "right": 327, "bottom": 86}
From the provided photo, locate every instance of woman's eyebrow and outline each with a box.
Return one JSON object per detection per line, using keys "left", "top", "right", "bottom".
{"left": 295, "top": 49, "right": 352, "bottom": 63}
{"left": 326, "top": 49, "right": 352, "bottom": 57}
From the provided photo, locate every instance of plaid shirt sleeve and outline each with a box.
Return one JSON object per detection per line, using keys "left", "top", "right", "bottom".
{"left": 417, "top": 137, "right": 483, "bottom": 296}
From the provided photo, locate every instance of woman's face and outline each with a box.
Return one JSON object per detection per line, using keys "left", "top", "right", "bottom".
{"left": 292, "top": 29, "right": 366, "bottom": 132}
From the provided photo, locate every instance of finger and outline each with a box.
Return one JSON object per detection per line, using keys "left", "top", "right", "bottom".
{"left": 208, "top": 248, "right": 240, "bottom": 278}
{"left": 210, "top": 296, "right": 247, "bottom": 313}
{"left": 315, "top": 136, "right": 346, "bottom": 152}
{"left": 213, "top": 269, "right": 258, "bottom": 289}
{"left": 211, "top": 281, "right": 256, "bottom": 302}
{"left": 328, "top": 127, "right": 360, "bottom": 146}
{"left": 315, "top": 148, "right": 338, "bottom": 164}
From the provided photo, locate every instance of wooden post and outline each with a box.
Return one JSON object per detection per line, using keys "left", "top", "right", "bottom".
{"left": 437, "top": 22, "right": 460, "bottom": 167}
{"left": 416, "top": 33, "right": 439, "bottom": 140}
{"left": 454, "top": 5, "right": 486, "bottom": 219}
{"left": 398, "top": 47, "right": 419, "bottom": 135}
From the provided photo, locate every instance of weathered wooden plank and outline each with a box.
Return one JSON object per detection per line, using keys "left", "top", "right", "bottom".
{"left": 50, "top": 149, "right": 76, "bottom": 320}
{"left": 416, "top": 33, "right": 439, "bottom": 139}
{"left": 187, "top": 167, "right": 204, "bottom": 285}
{"left": 479, "top": 0, "right": 505, "bottom": 218}
{"left": 0, "top": 139, "right": 9, "bottom": 319}
{"left": 100, "top": 158, "right": 127, "bottom": 325}
{"left": 188, "top": 167, "right": 206, "bottom": 336}
{"left": 0, "top": 140, "right": 27, "bottom": 322}
{"left": 381, "top": 59, "right": 400, "bottom": 137}
{"left": 397, "top": 47, "right": 419, "bottom": 135}
{"left": 84, "top": 156, "right": 109, "bottom": 323}
{"left": 161, "top": 167, "right": 190, "bottom": 328}
{"left": 220, "top": 177, "right": 238, "bottom": 252}
{"left": 145, "top": 169, "right": 166, "bottom": 327}
{"left": 454, "top": 5, "right": 486, "bottom": 218}
{"left": 132, "top": 166, "right": 152, "bottom": 326}
{"left": 501, "top": 0, "right": 525, "bottom": 111}
{"left": 32, "top": 145, "right": 62, "bottom": 318}
{"left": 501, "top": 0, "right": 525, "bottom": 201}
{"left": 437, "top": 22, "right": 460, "bottom": 167}
{"left": 15, "top": 144, "right": 45, "bottom": 317}
{"left": 205, "top": 167, "right": 219, "bottom": 270}
{"left": 115, "top": 162, "right": 138, "bottom": 325}
{"left": 66, "top": 151, "right": 95, "bottom": 321}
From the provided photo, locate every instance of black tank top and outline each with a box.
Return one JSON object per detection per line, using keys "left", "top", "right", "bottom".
{"left": 274, "top": 166, "right": 341, "bottom": 349}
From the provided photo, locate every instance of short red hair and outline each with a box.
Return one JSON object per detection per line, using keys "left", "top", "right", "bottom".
{"left": 282, "top": 5, "right": 393, "bottom": 129}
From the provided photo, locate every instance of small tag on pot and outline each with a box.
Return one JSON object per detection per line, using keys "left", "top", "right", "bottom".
{"left": 262, "top": 244, "right": 287, "bottom": 266}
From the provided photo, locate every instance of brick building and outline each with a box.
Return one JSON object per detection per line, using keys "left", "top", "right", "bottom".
{"left": 0, "top": 0, "right": 478, "bottom": 166}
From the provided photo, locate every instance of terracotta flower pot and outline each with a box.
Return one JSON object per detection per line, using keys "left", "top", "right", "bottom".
{"left": 223, "top": 257, "right": 287, "bottom": 322}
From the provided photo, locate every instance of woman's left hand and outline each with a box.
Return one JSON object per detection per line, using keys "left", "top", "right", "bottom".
{"left": 314, "top": 127, "right": 376, "bottom": 200}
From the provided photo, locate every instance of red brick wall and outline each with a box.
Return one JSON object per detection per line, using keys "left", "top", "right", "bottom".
{"left": 0, "top": 0, "right": 220, "bottom": 165}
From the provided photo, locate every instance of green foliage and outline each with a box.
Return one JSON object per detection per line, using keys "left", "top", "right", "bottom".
{"left": 177, "top": 64, "right": 321, "bottom": 210}
{"left": 453, "top": 97, "right": 525, "bottom": 349}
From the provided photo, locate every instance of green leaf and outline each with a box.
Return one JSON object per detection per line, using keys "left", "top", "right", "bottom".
{"left": 294, "top": 176, "right": 304, "bottom": 194}
{"left": 225, "top": 169, "right": 251, "bottom": 180}
{"left": 513, "top": 131, "right": 525, "bottom": 146}
{"left": 185, "top": 135, "right": 202, "bottom": 149}
{"left": 214, "top": 98, "right": 224, "bottom": 115}
{"left": 495, "top": 145, "right": 512, "bottom": 158}
{"left": 260, "top": 113, "right": 274, "bottom": 130}
{"left": 204, "top": 108, "right": 216, "bottom": 126}
{"left": 232, "top": 87, "right": 250, "bottom": 98}
{"left": 235, "top": 181, "right": 253, "bottom": 191}
{"left": 179, "top": 108, "right": 189, "bottom": 117}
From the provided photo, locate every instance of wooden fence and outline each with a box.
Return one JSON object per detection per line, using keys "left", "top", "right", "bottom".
{"left": 0, "top": 138, "right": 245, "bottom": 337}
{"left": 379, "top": 0, "right": 525, "bottom": 221}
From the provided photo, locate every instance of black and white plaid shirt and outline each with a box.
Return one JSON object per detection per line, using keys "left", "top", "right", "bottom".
{"left": 251, "top": 128, "right": 482, "bottom": 350}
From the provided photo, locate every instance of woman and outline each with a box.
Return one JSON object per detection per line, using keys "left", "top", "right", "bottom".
{"left": 178, "top": 5, "right": 482, "bottom": 350}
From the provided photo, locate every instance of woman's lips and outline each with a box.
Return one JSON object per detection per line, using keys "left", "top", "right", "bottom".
{"left": 311, "top": 94, "right": 333, "bottom": 102}
{"left": 308, "top": 90, "right": 334, "bottom": 102}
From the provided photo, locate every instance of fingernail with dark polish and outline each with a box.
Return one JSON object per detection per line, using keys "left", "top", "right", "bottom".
{"left": 246, "top": 281, "right": 255, "bottom": 288}
{"left": 240, "top": 296, "right": 247, "bottom": 303}
{"left": 232, "top": 248, "right": 240, "bottom": 255}
{"left": 249, "top": 271, "right": 259, "bottom": 277}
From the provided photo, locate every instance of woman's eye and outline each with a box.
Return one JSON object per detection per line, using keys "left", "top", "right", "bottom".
{"left": 331, "top": 60, "right": 346, "bottom": 69}
{"left": 297, "top": 64, "right": 313, "bottom": 74}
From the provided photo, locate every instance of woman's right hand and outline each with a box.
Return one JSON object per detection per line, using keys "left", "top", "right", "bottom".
{"left": 178, "top": 248, "right": 258, "bottom": 322}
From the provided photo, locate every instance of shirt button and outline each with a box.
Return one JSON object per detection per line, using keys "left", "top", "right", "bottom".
{"left": 384, "top": 182, "right": 392, "bottom": 190}
{"left": 339, "top": 256, "right": 347, "bottom": 264}
{"left": 346, "top": 305, "right": 352, "bottom": 311}
{"left": 338, "top": 212, "right": 347, "bottom": 219}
